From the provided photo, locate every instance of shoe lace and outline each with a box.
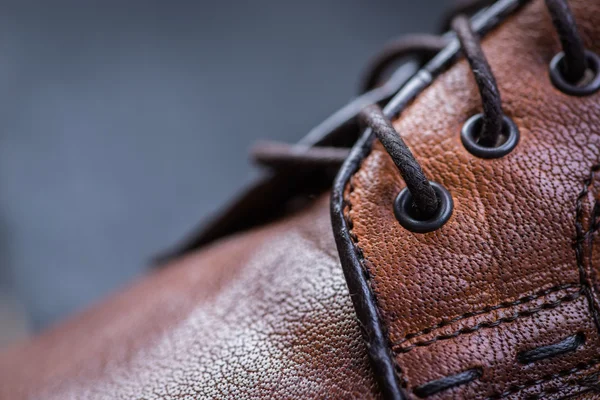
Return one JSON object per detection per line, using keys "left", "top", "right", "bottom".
{"left": 252, "top": 0, "right": 593, "bottom": 220}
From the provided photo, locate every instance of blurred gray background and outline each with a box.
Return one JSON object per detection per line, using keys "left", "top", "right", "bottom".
{"left": 0, "top": 0, "right": 448, "bottom": 341}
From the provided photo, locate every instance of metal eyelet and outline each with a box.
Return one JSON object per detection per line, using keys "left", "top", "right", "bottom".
{"left": 460, "top": 114, "right": 519, "bottom": 159}
{"left": 394, "top": 181, "right": 453, "bottom": 233}
{"left": 549, "top": 50, "right": 600, "bottom": 96}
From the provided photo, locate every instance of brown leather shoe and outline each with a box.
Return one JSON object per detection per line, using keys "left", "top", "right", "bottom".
{"left": 3, "top": 0, "right": 600, "bottom": 399}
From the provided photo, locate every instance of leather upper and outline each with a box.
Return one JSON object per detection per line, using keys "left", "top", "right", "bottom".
{"left": 342, "top": 0, "right": 600, "bottom": 398}
{"left": 0, "top": 196, "right": 380, "bottom": 399}
{"left": 4, "top": 1, "right": 600, "bottom": 399}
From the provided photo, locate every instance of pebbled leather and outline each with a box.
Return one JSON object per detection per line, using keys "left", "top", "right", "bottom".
{"left": 341, "top": 0, "right": 600, "bottom": 398}
{"left": 0, "top": 196, "right": 380, "bottom": 399}
{"left": 3, "top": 1, "right": 600, "bottom": 399}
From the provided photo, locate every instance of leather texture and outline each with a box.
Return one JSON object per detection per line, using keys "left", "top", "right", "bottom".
{"left": 0, "top": 196, "right": 380, "bottom": 399}
{"left": 343, "top": 0, "right": 600, "bottom": 398}
{"left": 3, "top": 1, "right": 600, "bottom": 399}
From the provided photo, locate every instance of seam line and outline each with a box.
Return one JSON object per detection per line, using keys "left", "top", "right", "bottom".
{"left": 393, "top": 289, "right": 583, "bottom": 353}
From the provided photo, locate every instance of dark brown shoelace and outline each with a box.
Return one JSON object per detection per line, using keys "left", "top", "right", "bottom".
{"left": 253, "top": 0, "right": 598, "bottom": 226}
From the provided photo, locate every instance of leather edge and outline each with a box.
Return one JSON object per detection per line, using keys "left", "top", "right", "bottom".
{"left": 329, "top": 1, "right": 531, "bottom": 398}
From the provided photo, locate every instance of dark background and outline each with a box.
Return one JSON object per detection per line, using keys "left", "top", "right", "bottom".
{"left": 0, "top": 0, "right": 448, "bottom": 336}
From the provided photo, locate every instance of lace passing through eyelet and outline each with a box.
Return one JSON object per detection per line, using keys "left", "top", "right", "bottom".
{"left": 461, "top": 114, "right": 519, "bottom": 159}
{"left": 545, "top": 0, "right": 600, "bottom": 96}
{"left": 550, "top": 50, "right": 600, "bottom": 96}
{"left": 250, "top": 0, "right": 595, "bottom": 236}
{"left": 452, "top": 15, "right": 519, "bottom": 158}
{"left": 359, "top": 105, "right": 453, "bottom": 233}
{"left": 394, "top": 182, "right": 453, "bottom": 234}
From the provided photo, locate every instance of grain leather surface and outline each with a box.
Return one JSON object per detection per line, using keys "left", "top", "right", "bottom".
{"left": 0, "top": 196, "right": 380, "bottom": 399}
{"left": 3, "top": 1, "right": 600, "bottom": 399}
{"left": 344, "top": 0, "right": 600, "bottom": 398}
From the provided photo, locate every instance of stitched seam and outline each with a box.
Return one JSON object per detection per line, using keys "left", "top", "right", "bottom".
{"left": 344, "top": 174, "right": 409, "bottom": 389}
{"left": 575, "top": 164, "right": 600, "bottom": 335}
{"left": 395, "top": 283, "right": 580, "bottom": 345}
{"left": 392, "top": 289, "right": 583, "bottom": 353}
{"left": 588, "top": 201, "right": 600, "bottom": 301}
{"left": 485, "top": 359, "right": 600, "bottom": 399}
{"left": 562, "top": 385, "right": 600, "bottom": 400}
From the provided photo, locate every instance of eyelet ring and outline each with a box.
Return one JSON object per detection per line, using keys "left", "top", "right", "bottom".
{"left": 549, "top": 50, "right": 600, "bottom": 96}
{"left": 460, "top": 114, "right": 519, "bottom": 159}
{"left": 394, "top": 181, "right": 453, "bottom": 233}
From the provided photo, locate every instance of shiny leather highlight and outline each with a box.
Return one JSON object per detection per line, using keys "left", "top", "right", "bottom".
{"left": 337, "top": 0, "right": 600, "bottom": 398}
{"left": 0, "top": 197, "right": 380, "bottom": 399}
